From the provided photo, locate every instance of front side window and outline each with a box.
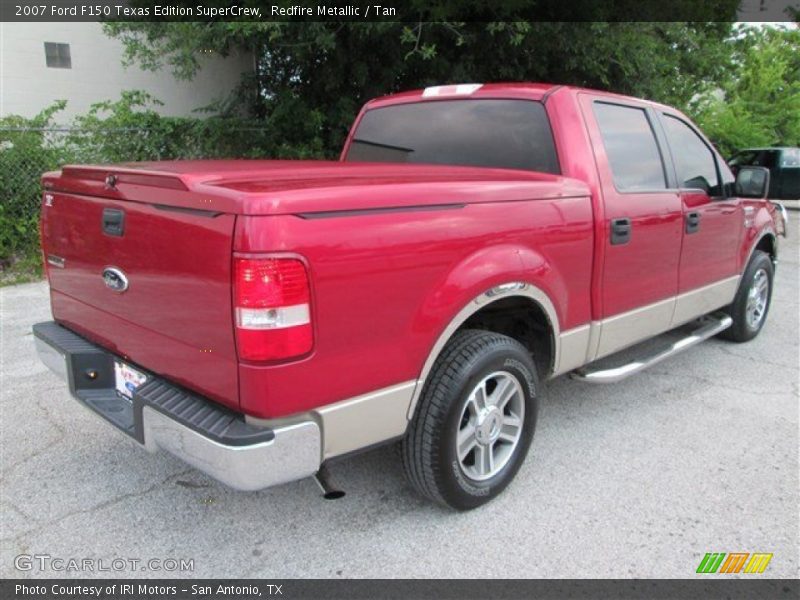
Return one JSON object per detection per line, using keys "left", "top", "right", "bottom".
{"left": 593, "top": 102, "right": 667, "bottom": 191}
{"left": 729, "top": 150, "right": 758, "bottom": 167}
{"left": 662, "top": 115, "right": 721, "bottom": 195}
{"left": 345, "top": 99, "right": 560, "bottom": 174}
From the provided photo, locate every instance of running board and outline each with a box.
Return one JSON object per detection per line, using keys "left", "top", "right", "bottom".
{"left": 570, "top": 313, "right": 732, "bottom": 384}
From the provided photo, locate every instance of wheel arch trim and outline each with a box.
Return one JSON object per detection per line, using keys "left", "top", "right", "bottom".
{"left": 743, "top": 227, "right": 777, "bottom": 274}
{"left": 406, "top": 281, "right": 562, "bottom": 420}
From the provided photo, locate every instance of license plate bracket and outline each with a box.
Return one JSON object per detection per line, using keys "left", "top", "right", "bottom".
{"left": 114, "top": 360, "right": 147, "bottom": 400}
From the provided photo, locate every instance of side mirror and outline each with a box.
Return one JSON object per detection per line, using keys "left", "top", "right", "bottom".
{"left": 735, "top": 166, "right": 770, "bottom": 199}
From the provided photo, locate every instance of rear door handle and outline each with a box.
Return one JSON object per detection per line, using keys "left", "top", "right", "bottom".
{"left": 685, "top": 211, "right": 700, "bottom": 234}
{"left": 610, "top": 218, "right": 631, "bottom": 245}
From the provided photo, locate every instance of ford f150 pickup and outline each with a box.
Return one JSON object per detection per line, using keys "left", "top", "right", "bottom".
{"left": 34, "top": 83, "right": 787, "bottom": 510}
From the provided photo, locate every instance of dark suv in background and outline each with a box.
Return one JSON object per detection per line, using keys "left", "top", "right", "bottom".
{"left": 728, "top": 147, "right": 800, "bottom": 200}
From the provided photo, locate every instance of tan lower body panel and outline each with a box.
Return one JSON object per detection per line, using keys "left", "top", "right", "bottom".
{"left": 313, "top": 381, "right": 417, "bottom": 460}
{"left": 554, "top": 324, "right": 592, "bottom": 376}
{"left": 595, "top": 297, "right": 676, "bottom": 359}
{"left": 246, "top": 278, "right": 741, "bottom": 460}
{"left": 559, "top": 275, "right": 741, "bottom": 367}
{"left": 672, "top": 276, "right": 739, "bottom": 327}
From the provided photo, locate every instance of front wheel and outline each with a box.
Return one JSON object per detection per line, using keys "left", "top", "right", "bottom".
{"left": 401, "top": 330, "right": 538, "bottom": 510}
{"left": 721, "top": 250, "right": 774, "bottom": 342}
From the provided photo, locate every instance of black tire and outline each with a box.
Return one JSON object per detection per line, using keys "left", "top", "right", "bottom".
{"left": 720, "top": 250, "right": 774, "bottom": 342}
{"left": 401, "top": 329, "right": 538, "bottom": 510}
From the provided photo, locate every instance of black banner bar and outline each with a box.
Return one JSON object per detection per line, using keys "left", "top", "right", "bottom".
{"left": 1, "top": 0, "right": 798, "bottom": 23}
{"left": 2, "top": 579, "right": 798, "bottom": 600}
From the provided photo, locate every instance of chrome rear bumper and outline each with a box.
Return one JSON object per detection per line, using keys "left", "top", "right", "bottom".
{"left": 33, "top": 321, "right": 321, "bottom": 491}
{"left": 140, "top": 406, "right": 320, "bottom": 491}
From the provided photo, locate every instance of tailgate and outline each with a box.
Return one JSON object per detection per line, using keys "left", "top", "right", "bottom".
{"left": 41, "top": 170, "right": 239, "bottom": 410}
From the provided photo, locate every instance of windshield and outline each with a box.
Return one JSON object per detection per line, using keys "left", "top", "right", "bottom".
{"left": 345, "top": 99, "right": 560, "bottom": 174}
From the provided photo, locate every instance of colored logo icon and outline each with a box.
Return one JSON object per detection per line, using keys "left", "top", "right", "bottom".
{"left": 696, "top": 552, "right": 773, "bottom": 574}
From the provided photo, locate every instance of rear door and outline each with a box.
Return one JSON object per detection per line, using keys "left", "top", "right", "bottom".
{"left": 580, "top": 96, "right": 683, "bottom": 356}
{"left": 657, "top": 112, "right": 742, "bottom": 324}
{"left": 41, "top": 172, "right": 240, "bottom": 409}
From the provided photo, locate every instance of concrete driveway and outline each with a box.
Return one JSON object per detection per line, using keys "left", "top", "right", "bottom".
{"left": 1, "top": 215, "right": 798, "bottom": 579}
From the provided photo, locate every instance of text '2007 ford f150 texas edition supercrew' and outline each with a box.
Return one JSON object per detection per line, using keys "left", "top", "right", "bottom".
{"left": 34, "top": 83, "right": 787, "bottom": 510}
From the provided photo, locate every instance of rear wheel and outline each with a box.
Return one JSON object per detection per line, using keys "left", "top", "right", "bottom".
{"left": 401, "top": 330, "right": 538, "bottom": 510}
{"left": 721, "top": 250, "right": 773, "bottom": 342}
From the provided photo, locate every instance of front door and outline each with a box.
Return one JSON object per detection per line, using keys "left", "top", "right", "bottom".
{"left": 658, "top": 113, "right": 743, "bottom": 324}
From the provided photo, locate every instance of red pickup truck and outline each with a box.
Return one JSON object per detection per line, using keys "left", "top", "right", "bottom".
{"left": 34, "top": 83, "right": 786, "bottom": 510}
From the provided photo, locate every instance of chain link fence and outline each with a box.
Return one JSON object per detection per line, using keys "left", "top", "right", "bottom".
{"left": 0, "top": 126, "right": 272, "bottom": 273}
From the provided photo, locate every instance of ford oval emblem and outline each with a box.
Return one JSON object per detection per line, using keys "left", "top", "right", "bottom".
{"left": 102, "top": 267, "right": 128, "bottom": 293}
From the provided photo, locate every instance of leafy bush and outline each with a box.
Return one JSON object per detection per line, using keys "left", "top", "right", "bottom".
{"left": 0, "top": 92, "right": 326, "bottom": 278}
{"left": 66, "top": 90, "right": 324, "bottom": 162}
{"left": 0, "top": 102, "right": 71, "bottom": 268}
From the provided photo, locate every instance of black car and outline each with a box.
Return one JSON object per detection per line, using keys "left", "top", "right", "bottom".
{"left": 728, "top": 147, "right": 800, "bottom": 200}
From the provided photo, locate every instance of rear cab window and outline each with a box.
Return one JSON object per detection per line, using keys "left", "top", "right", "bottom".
{"left": 344, "top": 99, "right": 560, "bottom": 174}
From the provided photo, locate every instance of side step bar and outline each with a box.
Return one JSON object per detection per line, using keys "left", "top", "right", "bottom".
{"left": 570, "top": 313, "right": 732, "bottom": 384}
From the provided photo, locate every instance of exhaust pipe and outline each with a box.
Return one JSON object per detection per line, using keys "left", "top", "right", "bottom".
{"left": 313, "top": 464, "right": 345, "bottom": 500}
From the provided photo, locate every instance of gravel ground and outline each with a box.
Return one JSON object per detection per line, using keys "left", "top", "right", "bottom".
{"left": 1, "top": 215, "right": 798, "bottom": 579}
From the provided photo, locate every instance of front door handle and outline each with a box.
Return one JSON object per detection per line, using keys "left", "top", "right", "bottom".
{"left": 610, "top": 218, "right": 631, "bottom": 245}
{"left": 685, "top": 211, "right": 700, "bottom": 234}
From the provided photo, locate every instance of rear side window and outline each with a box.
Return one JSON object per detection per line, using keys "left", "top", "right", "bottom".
{"left": 345, "top": 99, "right": 560, "bottom": 174}
{"left": 593, "top": 102, "right": 667, "bottom": 191}
{"left": 661, "top": 114, "right": 721, "bottom": 195}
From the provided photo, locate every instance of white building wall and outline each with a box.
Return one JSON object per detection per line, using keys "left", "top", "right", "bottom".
{"left": 0, "top": 22, "right": 253, "bottom": 122}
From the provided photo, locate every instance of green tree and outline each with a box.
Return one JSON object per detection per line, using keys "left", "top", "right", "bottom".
{"left": 104, "top": 12, "right": 738, "bottom": 156}
{"left": 692, "top": 25, "right": 800, "bottom": 157}
{"left": 0, "top": 102, "right": 69, "bottom": 265}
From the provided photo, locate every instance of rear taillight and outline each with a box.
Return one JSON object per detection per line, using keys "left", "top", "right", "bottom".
{"left": 233, "top": 257, "right": 313, "bottom": 361}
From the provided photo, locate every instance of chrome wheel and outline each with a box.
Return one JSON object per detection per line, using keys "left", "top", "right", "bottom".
{"left": 456, "top": 371, "right": 525, "bottom": 481}
{"left": 745, "top": 268, "right": 769, "bottom": 329}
